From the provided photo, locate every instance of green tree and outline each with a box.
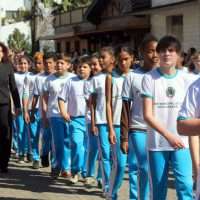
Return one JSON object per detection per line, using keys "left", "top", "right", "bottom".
{"left": 8, "top": 28, "right": 31, "bottom": 53}
{"left": 42, "top": 0, "right": 92, "bottom": 10}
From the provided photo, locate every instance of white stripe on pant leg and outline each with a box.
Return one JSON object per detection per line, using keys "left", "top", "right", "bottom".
{"left": 196, "top": 165, "right": 200, "bottom": 200}
{"left": 108, "top": 143, "right": 118, "bottom": 200}
{"left": 97, "top": 132, "right": 107, "bottom": 193}
{"left": 147, "top": 150, "right": 153, "bottom": 200}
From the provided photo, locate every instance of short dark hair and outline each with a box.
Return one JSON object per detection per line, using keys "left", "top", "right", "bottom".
{"left": 116, "top": 46, "right": 135, "bottom": 57}
{"left": 0, "top": 42, "right": 9, "bottom": 63}
{"left": 140, "top": 34, "right": 158, "bottom": 53}
{"left": 56, "top": 53, "right": 71, "bottom": 63}
{"left": 156, "top": 35, "right": 181, "bottom": 53}
{"left": 100, "top": 46, "right": 115, "bottom": 57}
{"left": 44, "top": 52, "right": 57, "bottom": 61}
{"left": 79, "top": 55, "right": 91, "bottom": 66}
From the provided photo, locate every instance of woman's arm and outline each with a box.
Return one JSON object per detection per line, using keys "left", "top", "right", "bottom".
{"left": 9, "top": 65, "right": 20, "bottom": 109}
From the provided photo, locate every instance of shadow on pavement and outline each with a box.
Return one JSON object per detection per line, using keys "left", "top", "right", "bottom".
{"left": 0, "top": 160, "right": 102, "bottom": 199}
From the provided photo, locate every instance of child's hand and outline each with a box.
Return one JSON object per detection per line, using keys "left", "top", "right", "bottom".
{"left": 63, "top": 113, "right": 71, "bottom": 122}
{"left": 166, "top": 133, "right": 185, "bottom": 149}
{"left": 91, "top": 125, "right": 98, "bottom": 135}
{"left": 120, "top": 141, "right": 128, "bottom": 154}
{"left": 24, "top": 111, "right": 30, "bottom": 124}
{"left": 109, "top": 129, "right": 116, "bottom": 145}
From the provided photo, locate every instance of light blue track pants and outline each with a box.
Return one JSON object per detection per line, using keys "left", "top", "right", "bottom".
{"left": 29, "top": 110, "right": 40, "bottom": 161}
{"left": 12, "top": 119, "right": 18, "bottom": 152}
{"left": 70, "top": 116, "right": 86, "bottom": 174}
{"left": 16, "top": 114, "right": 29, "bottom": 156}
{"left": 41, "top": 127, "right": 52, "bottom": 158}
{"left": 97, "top": 124, "right": 111, "bottom": 193}
{"left": 86, "top": 124, "right": 102, "bottom": 180}
{"left": 149, "top": 149, "right": 193, "bottom": 200}
{"left": 128, "top": 131, "right": 149, "bottom": 200}
{"left": 109, "top": 126, "right": 127, "bottom": 200}
{"left": 50, "top": 117, "right": 71, "bottom": 171}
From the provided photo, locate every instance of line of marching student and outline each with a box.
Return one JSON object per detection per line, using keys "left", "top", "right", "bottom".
{"left": 9, "top": 34, "right": 200, "bottom": 200}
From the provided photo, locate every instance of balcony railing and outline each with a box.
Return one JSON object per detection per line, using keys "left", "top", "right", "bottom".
{"left": 54, "top": 7, "right": 88, "bottom": 27}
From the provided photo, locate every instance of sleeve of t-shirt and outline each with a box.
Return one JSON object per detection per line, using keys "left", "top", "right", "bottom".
{"left": 84, "top": 79, "right": 92, "bottom": 100}
{"left": 43, "top": 77, "right": 49, "bottom": 93}
{"left": 177, "top": 84, "right": 200, "bottom": 120}
{"left": 122, "top": 73, "right": 133, "bottom": 101}
{"left": 23, "top": 75, "right": 30, "bottom": 99}
{"left": 58, "top": 80, "right": 70, "bottom": 102}
{"left": 33, "top": 77, "right": 39, "bottom": 96}
{"left": 141, "top": 74, "right": 154, "bottom": 99}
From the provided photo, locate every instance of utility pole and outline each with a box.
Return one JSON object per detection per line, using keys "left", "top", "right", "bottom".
{"left": 31, "top": 0, "right": 39, "bottom": 54}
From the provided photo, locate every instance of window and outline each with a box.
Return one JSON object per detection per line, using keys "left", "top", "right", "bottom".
{"left": 65, "top": 41, "right": 71, "bottom": 53}
{"left": 56, "top": 42, "right": 61, "bottom": 53}
{"left": 167, "top": 15, "right": 183, "bottom": 42}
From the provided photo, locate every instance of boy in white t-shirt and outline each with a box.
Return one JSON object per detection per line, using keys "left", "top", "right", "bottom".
{"left": 142, "top": 35, "right": 193, "bottom": 200}
{"left": 58, "top": 56, "right": 91, "bottom": 184}
{"left": 43, "top": 54, "right": 75, "bottom": 178}
{"left": 177, "top": 78, "right": 200, "bottom": 200}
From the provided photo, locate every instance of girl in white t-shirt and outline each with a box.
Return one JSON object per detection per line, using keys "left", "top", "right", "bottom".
{"left": 121, "top": 35, "right": 159, "bottom": 200}
{"left": 106, "top": 46, "right": 133, "bottom": 200}
{"left": 90, "top": 47, "right": 116, "bottom": 197}
{"left": 15, "top": 56, "right": 30, "bottom": 163}
{"left": 142, "top": 35, "right": 193, "bottom": 200}
{"left": 187, "top": 52, "right": 200, "bottom": 187}
{"left": 177, "top": 77, "right": 200, "bottom": 200}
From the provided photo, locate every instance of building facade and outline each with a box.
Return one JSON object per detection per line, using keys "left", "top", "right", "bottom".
{"left": 40, "top": 0, "right": 200, "bottom": 53}
{"left": 150, "top": 0, "right": 200, "bottom": 51}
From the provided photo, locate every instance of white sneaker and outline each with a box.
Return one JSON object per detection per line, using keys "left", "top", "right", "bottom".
{"left": 84, "top": 177, "right": 96, "bottom": 188}
{"left": 70, "top": 174, "right": 79, "bottom": 184}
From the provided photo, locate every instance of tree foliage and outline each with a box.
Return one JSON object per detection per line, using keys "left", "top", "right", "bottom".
{"left": 8, "top": 28, "right": 31, "bottom": 53}
{"left": 42, "top": 0, "right": 92, "bottom": 10}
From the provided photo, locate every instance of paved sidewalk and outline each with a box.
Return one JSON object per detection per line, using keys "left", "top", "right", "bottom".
{"left": 0, "top": 157, "right": 176, "bottom": 200}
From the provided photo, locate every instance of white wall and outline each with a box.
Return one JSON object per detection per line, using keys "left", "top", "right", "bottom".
{"left": 0, "top": 21, "right": 31, "bottom": 45}
{"left": 151, "top": 2, "right": 200, "bottom": 51}
{"left": 0, "top": 0, "right": 31, "bottom": 11}
{"left": 152, "top": 0, "right": 189, "bottom": 7}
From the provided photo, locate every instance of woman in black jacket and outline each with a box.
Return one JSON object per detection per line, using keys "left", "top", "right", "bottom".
{"left": 0, "top": 42, "right": 21, "bottom": 173}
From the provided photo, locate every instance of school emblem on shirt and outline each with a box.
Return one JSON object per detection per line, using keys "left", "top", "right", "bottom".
{"left": 166, "top": 87, "right": 175, "bottom": 98}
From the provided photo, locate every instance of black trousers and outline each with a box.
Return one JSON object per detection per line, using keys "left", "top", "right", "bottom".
{"left": 0, "top": 104, "right": 12, "bottom": 170}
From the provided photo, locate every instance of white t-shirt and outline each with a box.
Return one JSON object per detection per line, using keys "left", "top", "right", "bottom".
{"left": 59, "top": 75, "right": 87, "bottom": 117}
{"left": 142, "top": 68, "right": 194, "bottom": 151}
{"left": 33, "top": 72, "right": 48, "bottom": 96}
{"left": 177, "top": 77, "right": 200, "bottom": 200}
{"left": 91, "top": 72, "right": 107, "bottom": 124}
{"left": 15, "top": 72, "right": 27, "bottom": 106}
{"left": 23, "top": 72, "right": 38, "bottom": 109}
{"left": 122, "top": 68, "right": 148, "bottom": 130}
{"left": 83, "top": 78, "right": 93, "bottom": 123}
{"left": 111, "top": 70, "right": 126, "bottom": 125}
{"left": 43, "top": 72, "right": 75, "bottom": 118}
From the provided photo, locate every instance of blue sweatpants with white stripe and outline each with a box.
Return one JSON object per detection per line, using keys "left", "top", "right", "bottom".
{"left": 70, "top": 116, "right": 86, "bottom": 174}
{"left": 29, "top": 110, "right": 40, "bottom": 161}
{"left": 97, "top": 124, "right": 111, "bottom": 193}
{"left": 128, "top": 131, "right": 149, "bottom": 200}
{"left": 109, "top": 126, "right": 127, "bottom": 200}
{"left": 41, "top": 127, "right": 52, "bottom": 158}
{"left": 86, "top": 123, "right": 102, "bottom": 180}
{"left": 149, "top": 149, "right": 193, "bottom": 200}
{"left": 50, "top": 117, "right": 71, "bottom": 172}
{"left": 16, "top": 114, "right": 27, "bottom": 156}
